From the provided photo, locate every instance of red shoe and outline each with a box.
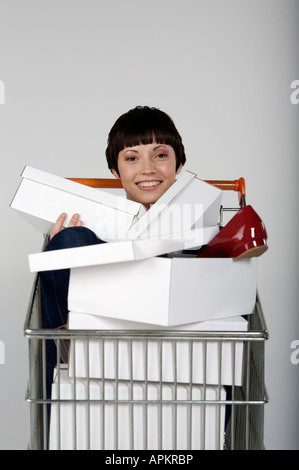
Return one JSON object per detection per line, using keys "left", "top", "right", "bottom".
{"left": 198, "top": 205, "right": 268, "bottom": 259}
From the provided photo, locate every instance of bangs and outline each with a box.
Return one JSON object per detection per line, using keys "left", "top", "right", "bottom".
{"left": 105, "top": 106, "right": 186, "bottom": 172}
{"left": 115, "top": 126, "right": 178, "bottom": 154}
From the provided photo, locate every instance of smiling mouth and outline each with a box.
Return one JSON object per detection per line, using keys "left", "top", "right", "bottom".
{"left": 136, "top": 180, "right": 162, "bottom": 188}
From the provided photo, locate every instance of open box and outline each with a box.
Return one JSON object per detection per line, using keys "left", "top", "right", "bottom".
{"left": 22, "top": 166, "right": 256, "bottom": 326}
{"left": 67, "top": 256, "right": 257, "bottom": 326}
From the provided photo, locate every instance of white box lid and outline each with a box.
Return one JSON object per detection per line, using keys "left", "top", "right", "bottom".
{"left": 19, "top": 166, "right": 141, "bottom": 215}
{"left": 28, "top": 226, "right": 219, "bottom": 272}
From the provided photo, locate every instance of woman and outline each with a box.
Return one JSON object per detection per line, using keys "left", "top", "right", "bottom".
{"left": 41, "top": 105, "right": 187, "bottom": 397}
{"left": 51, "top": 106, "right": 186, "bottom": 235}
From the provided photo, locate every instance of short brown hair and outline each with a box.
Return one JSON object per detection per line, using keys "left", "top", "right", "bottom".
{"left": 105, "top": 106, "right": 186, "bottom": 175}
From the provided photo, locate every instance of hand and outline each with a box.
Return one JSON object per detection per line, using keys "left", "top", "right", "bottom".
{"left": 50, "top": 213, "right": 83, "bottom": 239}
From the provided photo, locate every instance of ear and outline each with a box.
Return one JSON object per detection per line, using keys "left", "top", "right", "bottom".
{"left": 176, "top": 163, "right": 183, "bottom": 175}
{"left": 111, "top": 168, "right": 120, "bottom": 179}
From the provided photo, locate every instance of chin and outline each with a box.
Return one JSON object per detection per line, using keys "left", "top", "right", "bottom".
{"left": 142, "top": 195, "right": 161, "bottom": 207}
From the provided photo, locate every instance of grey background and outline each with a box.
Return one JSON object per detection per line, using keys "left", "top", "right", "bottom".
{"left": 0, "top": 0, "right": 298, "bottom": 449}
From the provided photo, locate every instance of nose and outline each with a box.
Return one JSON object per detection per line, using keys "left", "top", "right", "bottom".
{"left": 141, "top": 158, "right": 156, "bottom": 174}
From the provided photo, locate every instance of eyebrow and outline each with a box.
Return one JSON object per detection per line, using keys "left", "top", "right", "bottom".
{"left": 154, "top": 145, "right": 168, "bottom": 151}
{"left": 123, "top": 145, "right": 168, "bottom": 155}
{"left": 123, "top": 149, "right": 138, "bottom": 155}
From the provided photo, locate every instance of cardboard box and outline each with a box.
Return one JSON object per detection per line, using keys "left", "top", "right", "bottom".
{"left": 11, "top": 167, "right": 222, "bottom": 244}
{"left": 10, "top": 166, "right": 142, "bottom": 241}
{"left": 49, "top": 365, "right": 226, "bottom": 450}
{"left": 67, "top": 312, "right": 248, "bottom": 386}
{"left": 68, "top": 257, "right": 257, "bottom": 326}
{"left": 28, "top": 226, "right": 219, "bottom": 272}
{"left": 128, "top": 170, "right": 222, "bottom": 240}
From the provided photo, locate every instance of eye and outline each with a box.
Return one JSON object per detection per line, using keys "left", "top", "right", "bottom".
{"left": 155, "top": 153, "right": 168, "bottom": 159}
{"left": 125, "top": 156, "right": 138, "bottom": 162}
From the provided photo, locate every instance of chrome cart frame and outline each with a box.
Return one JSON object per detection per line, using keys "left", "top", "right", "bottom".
{"left": 24, "top": 279, "right": 269, "bottom": 451}
{"left": 24, "top": 177, "right": 269, "bottom": 450}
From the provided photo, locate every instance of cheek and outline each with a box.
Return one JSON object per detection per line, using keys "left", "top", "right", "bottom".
{"left": 163, "top": 161, "right": 178, "bottom": 181}
{"left": 117, "top": 165, "right": 134, "bottom": 183}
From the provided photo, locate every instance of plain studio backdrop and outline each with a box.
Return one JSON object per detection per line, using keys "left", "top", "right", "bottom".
{"left": 0, "top": 0, "right": 298, "bottom": 450}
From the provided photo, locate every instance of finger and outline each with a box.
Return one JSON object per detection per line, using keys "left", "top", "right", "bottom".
{"left": 50, "top": 213, "right": 67, "bottom": 239}
{"left": 67, "top": 214, "right": 83, "bottom": 228}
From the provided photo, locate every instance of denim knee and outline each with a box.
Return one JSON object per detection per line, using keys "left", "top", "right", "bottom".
{"left": 40, "top": 227, "right": 105, "bottom": 329}
{"left": 45, "top": 226, "right": 105, "bottom": 252}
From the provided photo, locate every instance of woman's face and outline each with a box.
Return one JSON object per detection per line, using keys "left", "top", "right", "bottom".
{"left": 112, "top": 142, "right": 182, "bottom": 209}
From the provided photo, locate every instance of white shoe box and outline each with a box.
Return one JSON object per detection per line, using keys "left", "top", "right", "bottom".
{"left": 67, "top": 312, "right": 248, "bottom": 386}
{"left": 11, "top": 167, "right": 222, "bottom": 243}
{"left": 49, "top": 365, "right": 226, "bottom": 450}
{"left": 68, "top": 257, "right": 256, "bottom": 326}
{"left": 10, "top": 166, "right": 141, "bottom": 241}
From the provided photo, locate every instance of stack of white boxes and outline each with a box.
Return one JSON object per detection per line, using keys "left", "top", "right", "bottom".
{"left": 12, "top": 166, "right": 257, "bottom": 450}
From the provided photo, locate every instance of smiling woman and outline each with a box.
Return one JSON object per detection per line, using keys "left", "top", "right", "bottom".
{"left": 106, "top": 106, "right": 187, "bottom": 209}
{"left": 42, "top": 105, "right": 188, "bottom": 399}
{"left": 105, "top": 106, "right": 186, "bottom": 175}
{"left": 51, "top": 106, "right": 187, "bottom": 234}
{"left": 114, "top": 142, "right": 182, "bottom": 209}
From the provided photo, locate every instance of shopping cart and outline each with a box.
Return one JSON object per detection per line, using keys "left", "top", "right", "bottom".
{"left": 24, "top": 177, "right": 269, "bottom": 450}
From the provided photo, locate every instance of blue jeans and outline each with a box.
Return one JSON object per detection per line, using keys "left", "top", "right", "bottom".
{"left": 40, "top": 227, "right": 105, "bottom": 399}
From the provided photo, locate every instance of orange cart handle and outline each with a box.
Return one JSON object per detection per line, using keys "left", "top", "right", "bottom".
{"left": 207, "top": 178, "right": 246, "bottom": 206}
{"left": 67, "top": 177, "right": 246, "bottom": 206}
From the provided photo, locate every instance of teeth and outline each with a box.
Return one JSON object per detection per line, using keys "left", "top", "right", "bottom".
{"left": 138, "top": 181, "right": 161, "bottom": 187}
